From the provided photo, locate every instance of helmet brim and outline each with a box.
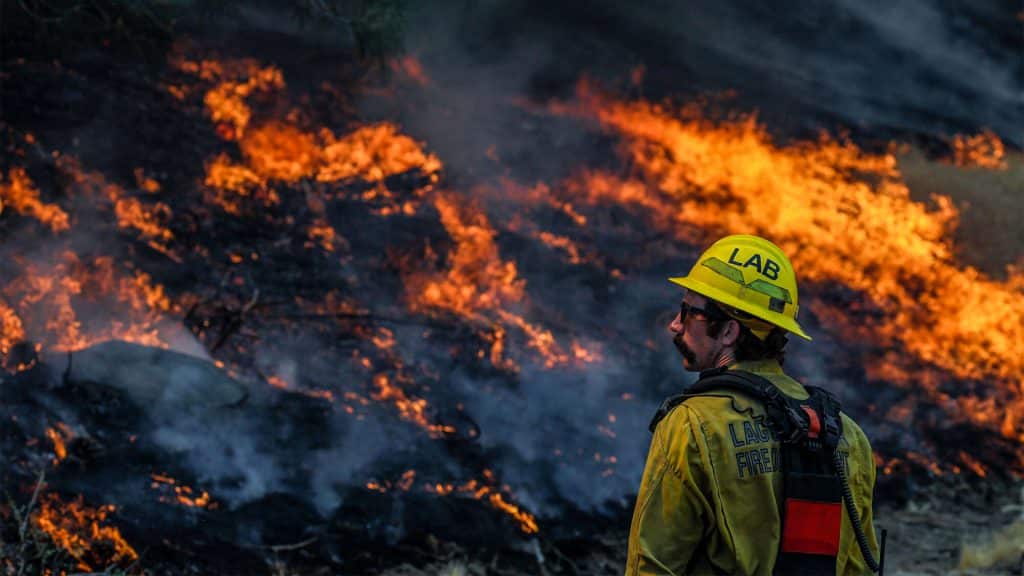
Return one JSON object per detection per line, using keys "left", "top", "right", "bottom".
{"left": 669, "top": 276, "right": 813, "bottom": 341}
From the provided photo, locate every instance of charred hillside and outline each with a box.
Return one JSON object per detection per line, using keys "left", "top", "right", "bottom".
{"left": 2, "top": 2, "right": 1023, "bottom": 575}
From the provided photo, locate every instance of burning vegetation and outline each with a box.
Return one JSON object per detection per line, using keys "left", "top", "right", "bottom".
{"left": 33, "top": 494, "right": 138, "bottom": 572}
{"left": 1, "top": 12, "right": 1022, "bottom": 575}
{"left": 561, "top": 82, "right": 1024, "bottom": 449}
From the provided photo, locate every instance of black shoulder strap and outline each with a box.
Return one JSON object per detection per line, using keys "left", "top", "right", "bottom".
{"left": 650, "top": 369, "right": 843, "bottom": 451}
{"left": 648, "top": 369, "right": 783, "bottom": 433}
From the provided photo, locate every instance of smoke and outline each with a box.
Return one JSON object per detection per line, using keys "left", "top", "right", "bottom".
{"left": 388, "top": 0, "right": 1021, "bottom": 147}
{"left": 5, "top": 1, "right": 1020, "bottom": 561}
{"left": 325, "top": 0, "right": 1022, "bottom": 526}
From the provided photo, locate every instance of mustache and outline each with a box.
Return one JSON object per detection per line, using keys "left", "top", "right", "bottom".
{"left": 673, "top": 334, "right": 696, "bottom": 364}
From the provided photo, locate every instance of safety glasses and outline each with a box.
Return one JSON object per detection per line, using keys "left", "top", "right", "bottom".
{"left": 679, "top": 300, "right": 727, "bottom": 323}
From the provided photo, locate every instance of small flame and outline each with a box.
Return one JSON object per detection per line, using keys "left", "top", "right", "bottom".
{"left": 57, "top": 156, "right": 176, "bottom": 256}
{"left": 535, "top": 231, "right": 586, "bottom": 265}
{"left": 0, "top": 167, "right": 70, "bottom": 232}
{"left": 0, "top": 300, "right": 27, "bottom": 357}
{"left": 202, "top": 153, "right": 279, "bottom": 214}
{"left": 950, "top": 130, "right": 1007, "bottom": 170}
{"left": 134, "top": 168, "right": 162, "bottom": 193}
{"left": 366, "top": 469, "right": 417, "bottom": 493}
{"left": 307, "top": 219, "right": 339, "bottom": 252}
{"left": 266, "top": 374, "right": 335, "bottom": 401}
{"left": 150, "top": 473, "right": 218, "bottom": 509}
{"left": 390, "top": 55, "right": 431, "bottom": 87}
{"left": 423, "top": 478, "right": 538, "bottom": 534}
{"left": 905, "top": 451, "right": 944, "bottom": 476}
{"left": 371, "top": 373, "right": 455, "bottom": 437}
{"left": 267, "top": 375, "right": 289, "bottom": 390}
{"left": 33, "top": 494, "right": 138, "bottom": 571}
{"left": 46, "top": 423, "right": 73, "bottom": 464}
{"left": 371, "top": 327, "right": 396, "bottom": 350}
{"left": 874, "top": 453, "right": 905, "bottom": 476}
{"left": 957, "top": 450, "right": 988, "bottom": 478}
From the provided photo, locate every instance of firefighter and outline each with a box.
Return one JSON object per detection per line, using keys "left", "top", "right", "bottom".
{"left": 626, "top": 234, "right": 879, "bottom": 575}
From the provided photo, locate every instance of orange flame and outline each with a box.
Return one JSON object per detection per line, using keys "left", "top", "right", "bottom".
{"left": 150, "top": 473, "right": 218, "bottom": 509}
{"left": 202, "top": 153, "right": 280, "bottom": 214}
{"left": 46, "top": 423, "right": 72, "bottom": 464}
{"left": 424, "top": 478, "right": 538, "bottom": 534}
{"left": 57, "top": 156, "right": 176, "bottom": 256}
{"left": 371, "top": 327, "right": 396, "bottom": 350}
{"left": 182, "top": 59, "right": 441, "bottom": 221}
{"left": 366, "top": 469, "right": 417, "bottom": 493}
{"left": 390, "top": 55, "right": 431, "bottom": 87}
{"left": 406, "top": 194, "right": 601, "bottom": 370}
{"left": 957, "top": 450, "right": 987, "bottom": 478}
{"left": 4, "top": 252, "right": 173, "bottom": 352}
{"left": 905, "top": 451, "right": 944, "bottom": 476}
{"left": 203, "top": 120, "right": 441, "bottom": 217}
{"left": 0, "top": 167, "right": 70, "bottom": 232}
{"left": 566, "top": 85, "right": 1024, "bottom": 443}
{"left": 234, "top": 121, "right": 443, "bottom": 186}
{"left": 173, "top": 58, "right": 285, "bottom": 139}
{"left": 33, "top": 494, "right": 138, "bottom": 571}
{"left": 317, "top": 123, "right": 443, "bottom": 185}
{"left": 266, "top": 374, "right": 335, "bottom": 402}
{"left": 410, "top": 193, "right": 524, "bottom": 318}
{"left": 535, "top": 231, "right": 586, "bottom": 265}
{"left": 267, "top": 375, "right": 289, "bottom": 390}
{"left": 950, "top": 130, "right": 1007, "bottom": 170}
{"left": 371, "top": 373, "right": 455, "bottom": 437}
{"left": 134, "top": 168, "right": 162, "bottom": 193}
{"left": 0, "top": 300, "right": 27, "bottom": 357}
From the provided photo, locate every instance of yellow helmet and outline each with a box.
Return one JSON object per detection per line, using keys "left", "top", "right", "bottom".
{"left": 669, "top": 234, "right": 812, "bottom": 341}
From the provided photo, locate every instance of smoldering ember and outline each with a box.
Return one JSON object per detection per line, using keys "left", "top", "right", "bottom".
{"left": 1, "top": 2, "right": 1022, "bottom": 575}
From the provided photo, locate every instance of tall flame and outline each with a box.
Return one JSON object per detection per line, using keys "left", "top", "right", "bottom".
{"left": 566, "top": 84, "right": 1023, "bottom": 443}
{"left": 405, "top": 193, "right": 599, "bottom": 370}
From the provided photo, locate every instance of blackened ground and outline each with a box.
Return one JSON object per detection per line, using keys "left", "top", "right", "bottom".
{"left": 2, "top": 5, "right": 1023, "bottom": 575}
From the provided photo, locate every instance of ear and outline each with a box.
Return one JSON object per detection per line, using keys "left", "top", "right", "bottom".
{"left": 720, "top": 319, "right": 742, "bottom": 347}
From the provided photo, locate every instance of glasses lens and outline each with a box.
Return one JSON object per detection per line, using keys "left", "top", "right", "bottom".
{"left": 680, "top": 301, "right": 725, "bottom": 322}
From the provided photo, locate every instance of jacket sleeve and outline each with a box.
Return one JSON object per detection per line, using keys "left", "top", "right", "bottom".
{"left": 837, "top": 420, "right": 880, "bottom": 575}
{"left": 855, "top": 433, "right": 880, "bottom": 563}
{"left": 625, "top": 406, "right": 713, "bottom": 576}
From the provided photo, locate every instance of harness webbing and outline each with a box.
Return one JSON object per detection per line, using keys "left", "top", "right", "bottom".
{"left": 649, "top": 369, "right": 880, "bottom": 575}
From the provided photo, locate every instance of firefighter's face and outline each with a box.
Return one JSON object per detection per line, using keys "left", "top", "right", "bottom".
{"left": 669, "top": 292, "right": 728, "bottom": 372}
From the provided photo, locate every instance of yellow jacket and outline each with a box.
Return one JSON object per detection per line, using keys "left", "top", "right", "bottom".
{"left": 626, "top": 359, "right": 878, "bottom": 575}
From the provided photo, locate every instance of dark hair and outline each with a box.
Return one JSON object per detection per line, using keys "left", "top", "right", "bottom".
{"left": 705, "top": 303, "right": 788, "bottom": 365}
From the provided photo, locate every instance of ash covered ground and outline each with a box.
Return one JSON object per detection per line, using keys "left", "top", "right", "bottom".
{"left": 1, "top": 1, "right": 1022, "bottom": 574}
